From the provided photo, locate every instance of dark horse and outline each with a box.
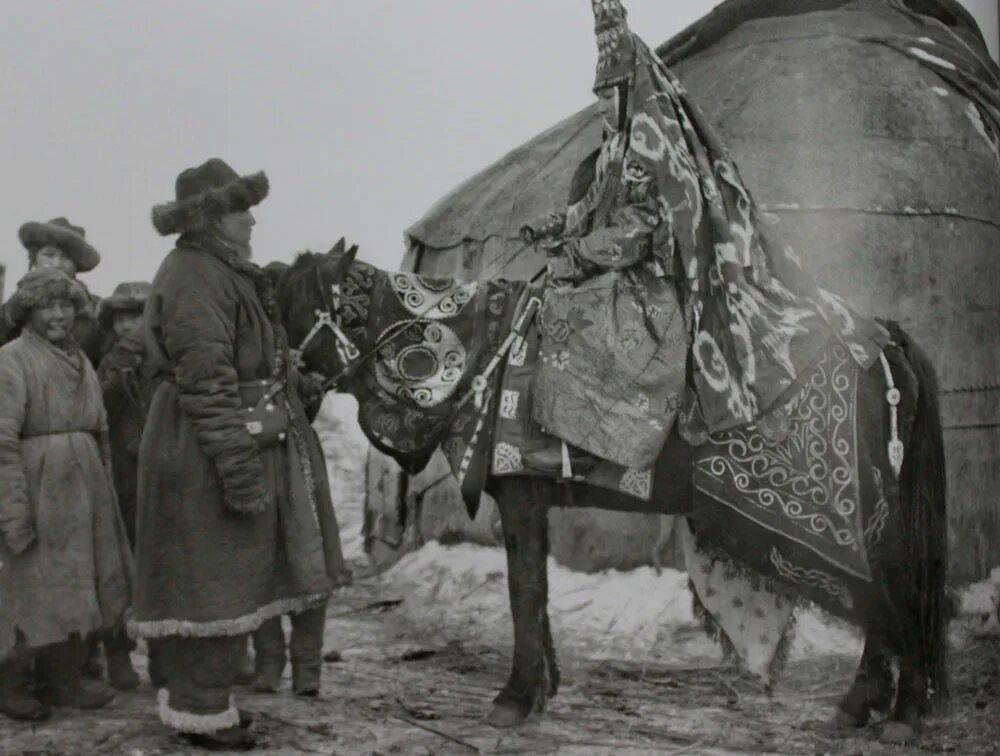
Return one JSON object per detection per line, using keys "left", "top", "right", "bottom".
{"left": 275, "top": 242, "right": 949, "bottom": 732}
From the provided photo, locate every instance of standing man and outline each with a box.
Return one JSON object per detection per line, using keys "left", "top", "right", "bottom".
{"left": 93, "top": 282, "right": 153, "bottom": 691}
{"left": 132, "top": 159, "right": 348, "bottom": 751}
{"left": 1, "top": 218, "right": 104, "bottom": 365}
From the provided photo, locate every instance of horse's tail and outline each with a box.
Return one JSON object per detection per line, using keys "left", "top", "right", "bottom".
{"left": 886, "top": 321, "right": 951, "bottom": 712}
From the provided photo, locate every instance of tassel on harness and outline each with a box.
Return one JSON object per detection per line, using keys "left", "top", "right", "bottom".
{"left": 879, "top": 351, "right": 904, "bottom": 478}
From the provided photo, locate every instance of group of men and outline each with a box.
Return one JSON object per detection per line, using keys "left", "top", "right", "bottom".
{"left": 0, "top": 157, "right": 349, "bottom": 752}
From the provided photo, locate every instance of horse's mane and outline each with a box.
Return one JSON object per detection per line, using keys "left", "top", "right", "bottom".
{"left": 288, "top": 250, "right": 325, "bottom": 274}
{"left": 274, "top": 250, "right": 325, "bottom": 314}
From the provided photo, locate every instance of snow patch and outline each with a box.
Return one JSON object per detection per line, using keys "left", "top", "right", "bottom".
{"left": 384, "top": 542, "right": 863, "bottom": 667}
{"left": 314, "top": 393, "right": 369, "bottom": 559}
{"left": 960, "top": 567, "right": 1000, "bottom": 636}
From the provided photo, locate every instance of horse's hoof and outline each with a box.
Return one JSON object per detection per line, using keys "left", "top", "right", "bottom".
{"left": 486, "top": 701, "right": 533, "bottom": 729}
{"left": 879, "top": 721, "right": 917, "bottom": 745}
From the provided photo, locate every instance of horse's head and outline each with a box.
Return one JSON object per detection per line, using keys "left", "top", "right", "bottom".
{"left": 274, "top": 237, "right": 360, "bottom": 383}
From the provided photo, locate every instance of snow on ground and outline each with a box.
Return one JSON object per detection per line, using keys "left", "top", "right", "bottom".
{"left": 958, "top": 566, "right": 1000, "bottom": 637}
{"left": 381, "top": 541, "right": 865, "bottom": 671}
{"left": 315, "top": 393, "right": 368, "bottom": 560}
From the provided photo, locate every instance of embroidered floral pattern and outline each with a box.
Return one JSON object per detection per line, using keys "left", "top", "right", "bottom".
{"left": 695, "top": 344, "right": 873, "bottom": 582}
{"left": 390, "top": 273, "right": 478, "bottom": 320}
{"left": 493, "top": 442, "right": 524, "bottom": 474}
{"left": 619, "top": 467, "right": 653, "bottom": 499}
{"left": 770, "top": 547, "right": 854, "bottom": 611}
{"left": 499, "top": 390, "right": 520, "bottom": 420}
{"left": 508, "top": 335, "right": 527, "bottom": 367}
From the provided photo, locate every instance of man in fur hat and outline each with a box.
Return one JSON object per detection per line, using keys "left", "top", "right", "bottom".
{"left": 132, "top": 158, "right": 348, "bottom": 751}
{"left": 83, "top": 281, "right": 154, "bottom": 692}
{"left": 0, "top": 218, "right": 105, "bottom": 366}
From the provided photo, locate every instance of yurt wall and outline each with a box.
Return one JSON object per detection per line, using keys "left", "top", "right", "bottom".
{"left": 366, "top": 0, "right": 1000, "bottom": 582}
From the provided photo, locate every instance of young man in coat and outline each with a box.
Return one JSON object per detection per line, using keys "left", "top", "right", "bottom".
{"left": 90, "top": 282, "right": 153, "bottom": 691}
{"left": 0, "top": 269, "right": 133, "bottom": 721}
{"left": 0, "top": 218, "right": 104, "bottom": 366}
{"left": 131, "top": 158, "right": 348, "bottom": 751}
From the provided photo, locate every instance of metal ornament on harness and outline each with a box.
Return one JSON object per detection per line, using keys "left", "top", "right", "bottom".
{"left": 289, "top": 273, "right": 361, "bottom": 375}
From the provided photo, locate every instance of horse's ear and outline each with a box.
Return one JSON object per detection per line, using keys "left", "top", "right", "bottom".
{"left": 327, "top": 238, "right": 358, "bottom": 280}
{"left": 328, "top": 237, "right": 346, "bottom": 258}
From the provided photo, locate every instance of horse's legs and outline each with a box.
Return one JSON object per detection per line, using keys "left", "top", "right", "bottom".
{"left": 488, "top": 478, "right": 552, "bottom": 727}
{"left": 543, "top": 609, "right": 560, "bottom": 698}
{"left": 835, "top": 634, "right": 896, "bottom": 727}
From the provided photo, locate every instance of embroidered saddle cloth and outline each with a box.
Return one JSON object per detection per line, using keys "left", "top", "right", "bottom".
{"left": 692, "top": 343, "right": 874, "bottom": 582}
{"left": 531, "top": 269, "right": 688, "bottom": 469}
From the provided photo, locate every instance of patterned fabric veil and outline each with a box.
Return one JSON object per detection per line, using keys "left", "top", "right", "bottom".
{"left": 584, "top": 0, "right": 890, "bottom": 439}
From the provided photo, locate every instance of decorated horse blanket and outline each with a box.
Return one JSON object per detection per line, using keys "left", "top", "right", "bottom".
{"left": 337, "top": 262, "right": 880, "bottom": 583}
{"left": 492, "top": 326, "right": 878, "bottom": 582}
{"left": 335, "top": 262, "right": 525, "bottom": 493}
{"left": 692, "top": 343, "right": 878, "bottom": 582}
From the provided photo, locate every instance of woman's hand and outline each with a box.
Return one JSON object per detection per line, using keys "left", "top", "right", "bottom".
{"left": 520, "top": 212, "right": 567, "bottom": 246}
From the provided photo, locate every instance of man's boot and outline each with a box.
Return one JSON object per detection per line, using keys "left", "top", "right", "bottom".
{"left": 81, "top": 634, "right": 104, "bottom": 680}
{"left": 35, "top": 636, "right": 115, "bottom": 710}
{"left": 289, "top": 604, "right": 326, "bottom": 697}
{"left": 105, "top": 625, "right": 140, "bottom": 691}
{"left": 179, "top": 726, "right": 257, "bottom": 751}
{"left": 236, "top": 637, "right": 256, "bottom": 687}
{"left": 0, "top": 657, "right": 51, "bottom": 722}
{"left": 251, "top": 618, "right": 285, "bottom": 693}
{"left": 107, "top": 648, "right": 140, "bottom": 691}
{"left": 147, "top": 637, "right": 168, "bottom": 688}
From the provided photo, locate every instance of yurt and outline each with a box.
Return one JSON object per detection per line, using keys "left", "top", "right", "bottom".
{"left": 365, "top": 0, "right": 1000, "bottom": 581}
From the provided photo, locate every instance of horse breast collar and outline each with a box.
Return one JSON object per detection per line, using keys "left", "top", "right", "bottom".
{"left": 290, "top": 260, "right": 361, "bottom": 373}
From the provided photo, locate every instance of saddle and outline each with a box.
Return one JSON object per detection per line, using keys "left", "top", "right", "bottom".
{"left": 531, "top": 269, "right": 688, "bottom": 470}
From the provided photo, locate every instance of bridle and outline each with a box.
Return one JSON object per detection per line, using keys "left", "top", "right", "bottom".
{"left": 288, "top": 254, "right": 544, "bottom": 408}
{"left": 289, "top": 260, "right": 361, "bottom": 389}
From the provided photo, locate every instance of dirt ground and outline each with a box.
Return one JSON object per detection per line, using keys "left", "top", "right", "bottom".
{"left": 3, "top": 406, "right": 997, "bottom": 755}
{"left": 1, "top": 555, "right": 997, "bottom": 756}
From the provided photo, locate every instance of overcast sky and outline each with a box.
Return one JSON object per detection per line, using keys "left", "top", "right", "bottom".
{"left": 1, "top": 1, "right": 997, "bottom": 297}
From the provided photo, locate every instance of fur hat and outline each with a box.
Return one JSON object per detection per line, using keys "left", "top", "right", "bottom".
{"left": 97, "top": 280, "right": 151, "bottom": 329}
{"left": 151, "top": 158, "right": 269, "bottom": 236}
{"left": 5, "top": 268, "right": 89, "bottom": 330}
{"left": 592, "top": 0, "right": 637, "bottom": 91}
{"left": 18, "top": 217, "right": 101, "bottom": 272}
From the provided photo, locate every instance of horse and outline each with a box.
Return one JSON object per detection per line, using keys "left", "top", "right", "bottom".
{"left": 274, "top": 241, "right": 950, "bottom": 733}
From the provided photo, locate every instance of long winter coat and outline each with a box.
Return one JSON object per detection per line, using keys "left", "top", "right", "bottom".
{"left": 97, "top": 329, "right": 151, "bottom": 545}
{"left": 0, "top": 328, "right": 133, "bottom": 660}
{"left": 132, "top": 236, "right": 347, "bottom": 639}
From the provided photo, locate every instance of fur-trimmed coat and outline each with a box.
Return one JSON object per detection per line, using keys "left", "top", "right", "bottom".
{"left": 0, "top": 329, "right": 133, "bottom": 660}
{"left": 132, "top": 237, "right": 348, "bottom": 640}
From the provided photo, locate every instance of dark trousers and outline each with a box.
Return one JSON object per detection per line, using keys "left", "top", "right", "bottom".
{"left": 0, "top": 633, "right": 86, "bottom": 692}
{"left": 157, "top": 634, "right": 247, "bottom": 732}
{"left": 252, "top": 604, "right": 326, "bottom": 692}
{"left": 35, "top": 635, "right": 87, "bottom": 690}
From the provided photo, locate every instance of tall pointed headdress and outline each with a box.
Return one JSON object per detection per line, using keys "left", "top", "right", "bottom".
{"left": 592, "top": 0, "right": 636, "bottom": 91}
